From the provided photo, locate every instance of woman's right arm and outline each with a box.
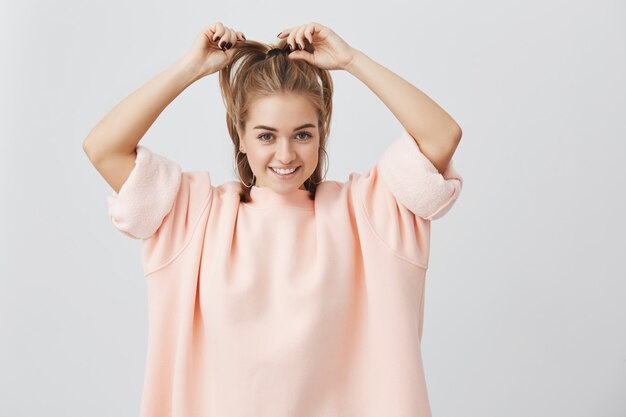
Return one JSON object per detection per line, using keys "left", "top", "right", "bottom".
{"left": 83, "top": 22, "right": 245, "bottom": 195}
{"left": 82, "top": 56, "right": 203, "bottom": 194}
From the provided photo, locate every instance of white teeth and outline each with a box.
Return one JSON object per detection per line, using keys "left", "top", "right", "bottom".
{"left": 271, "top": 167, "right": 297, "bottom": 175}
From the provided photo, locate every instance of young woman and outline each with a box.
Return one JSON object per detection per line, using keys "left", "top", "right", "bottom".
{"left": 84, "top": 21, "right": 464, "bottom": 417}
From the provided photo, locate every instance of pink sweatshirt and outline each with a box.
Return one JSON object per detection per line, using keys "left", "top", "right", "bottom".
{"left": 107, "top": 128, "right": 463, "bottom": 417}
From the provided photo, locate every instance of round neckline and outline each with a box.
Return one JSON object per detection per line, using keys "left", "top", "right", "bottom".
{"left": 245, "top": 185, "right": 314, "bottom": 209}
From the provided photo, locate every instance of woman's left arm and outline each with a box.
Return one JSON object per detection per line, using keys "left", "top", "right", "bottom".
{"left": 344, "top": 50, "right": 462, "bottom": 174}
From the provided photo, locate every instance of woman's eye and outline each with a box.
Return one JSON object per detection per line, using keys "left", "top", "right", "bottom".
{"left": 258, "top": 132, "right": 312, "bottom": 142}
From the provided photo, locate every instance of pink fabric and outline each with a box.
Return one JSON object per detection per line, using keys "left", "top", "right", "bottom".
{"left": 107, "top": 128, "right": 463, "bottom": 417}
{"left": 378, "top": 129, "right": 463, "bottom": 220}
{"left": 107, "top": 145, "right": 182, "bottom": 239}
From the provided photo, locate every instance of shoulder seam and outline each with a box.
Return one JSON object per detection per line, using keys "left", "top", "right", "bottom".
{"left": 355, "top": 173, "right": 429, "bottom": 269}
{"left": 143, "top": 174, "right": 213, "bottom": 277}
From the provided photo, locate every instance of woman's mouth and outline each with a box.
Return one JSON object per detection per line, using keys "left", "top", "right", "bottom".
{"left": 269, "top": 166, "right": 300, "bottom": 179}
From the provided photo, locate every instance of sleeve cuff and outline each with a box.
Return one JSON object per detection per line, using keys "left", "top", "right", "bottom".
{"left": 378, "top": 128, "right": 463, "bottom": 220}
{"left": 106, "top": 145, "right": 182, "bottom": 239}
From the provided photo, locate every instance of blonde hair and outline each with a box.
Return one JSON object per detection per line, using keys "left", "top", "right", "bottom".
{"left": 218, "top": 38, "right": 334, "bottom": 203}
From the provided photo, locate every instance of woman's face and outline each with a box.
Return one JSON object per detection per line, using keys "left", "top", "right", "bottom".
{"left": 238, "top": 93, "right": 320, "bottom": 193}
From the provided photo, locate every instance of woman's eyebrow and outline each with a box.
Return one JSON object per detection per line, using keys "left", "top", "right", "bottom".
{"left": 252, "top": 123, "right": 316, "bottom": 132}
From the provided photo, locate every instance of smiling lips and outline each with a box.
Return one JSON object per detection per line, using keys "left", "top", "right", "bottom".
{"left": 270, "top": 166, "right": 300, "bottom": 177}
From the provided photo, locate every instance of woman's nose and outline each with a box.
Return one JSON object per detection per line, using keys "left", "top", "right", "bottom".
{"left": 275, "top": 139, "right": 296, "bottom": 160}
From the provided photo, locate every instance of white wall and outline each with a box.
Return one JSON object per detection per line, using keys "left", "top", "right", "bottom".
{"left": 1, "top": 0, "right": 624, "bottom": 415}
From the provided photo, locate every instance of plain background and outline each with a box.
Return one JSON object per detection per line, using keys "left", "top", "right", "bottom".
{"left": 1, "top": 0, "right": 625, "bottom": 416}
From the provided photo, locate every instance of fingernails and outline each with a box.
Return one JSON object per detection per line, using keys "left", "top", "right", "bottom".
{"left": 241, "top": 34, "right": 246, "bottom": 40}
{"left": 277, "top": 31, "right": 282, "bottom": 37}
{"left": 297, "top": 42, "right": 302, "bottom": 50}
{"left": 214, "top": 35, "right": 220, "bottom": 42}
{"left": 220, "top": 41, "right": 226, "bottom": 49}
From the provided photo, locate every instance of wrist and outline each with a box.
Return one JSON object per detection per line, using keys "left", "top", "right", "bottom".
{"left": 343, "top": 48, "right": 366, "bottom": 74}
{"left": 175, "top": 54, "right": 208, "bottom": 83}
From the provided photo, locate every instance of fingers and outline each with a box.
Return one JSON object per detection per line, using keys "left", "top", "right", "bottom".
{"left": 278, "top": 22, "right": 322, "bottom": 51}
{"left": 209, "top": 21, "right": 245, "bottom": 51}
{"left": 211, "top": 21, "right": 225, "bottom": 42}
{"left": 303, "top": 24, "right": 315, "bottom": 46}
{"left": 293, "top": 26, "right": 307, "bottom": 51}
{"left": 282, "top": 25, "right": 305, "bottom": 51}
{"left": 277, "top": 27, "right": 292, "bottom": 38}
{"left": 218, "top": 28, "right": 234, "bottom": 50}
{"left": 279, "top": 28, "right": 296, "bottom": 52}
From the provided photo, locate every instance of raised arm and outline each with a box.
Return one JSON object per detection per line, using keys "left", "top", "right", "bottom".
{"left": 280, "top": 22, "right": 462, "bottom": 174}
{"left": 344, "top": 50, "right": 462, "bottom": 175}
{"left": 82, "top": 56, "right": 202, "bottom": 194}
{"left": 82, "top": 22, "right": 246, "bottom": 194}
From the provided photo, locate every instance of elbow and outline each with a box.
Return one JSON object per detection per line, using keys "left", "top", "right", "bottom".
{"left": 82, "top": 138, "right": 96, "bottom": 160}
{"left": 82, "top": 139, "right": 93, "bottom": 158}
{"left": 451, "top": 124, "right": 462, "bottom": 142}
{"left": 82, "top": 137, "right": 105, "bottom": 164}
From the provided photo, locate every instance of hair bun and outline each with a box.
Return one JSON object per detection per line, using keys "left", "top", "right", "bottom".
{"left": 266, "top": 47, "right": 286, "bottom": 58}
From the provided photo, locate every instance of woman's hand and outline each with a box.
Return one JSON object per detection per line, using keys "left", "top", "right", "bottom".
{"left": 183, "top": 21, "right": 246, "bottom": 79}
{"left": 278, "top": 22, "right": 357, "bottom": 71}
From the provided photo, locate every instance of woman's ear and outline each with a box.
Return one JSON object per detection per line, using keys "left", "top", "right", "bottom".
{"left": 236, "top": 129, "right": 246, "bottom": 153}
